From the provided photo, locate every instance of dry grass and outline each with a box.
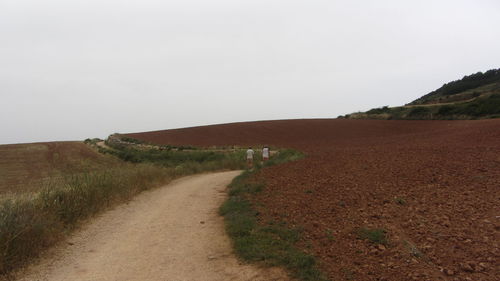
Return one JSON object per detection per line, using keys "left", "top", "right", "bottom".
{"left": 0, "top": 142, "right": 122, "bottom": 195}
{"left": 0, "top": 164, "right": 173, "bottom": 274}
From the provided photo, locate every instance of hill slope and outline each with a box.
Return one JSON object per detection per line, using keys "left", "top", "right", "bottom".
{"left": 410, "top": 68, "right": 500, "bottom": 105}
{"left": 345, "top": 68, "right": 500, "bottom": 120}
{"left": 126, "top": 119, "right": 500, "bottom": 281}
{"left": 0, "top": 141, "right": 121, "bottom": 195}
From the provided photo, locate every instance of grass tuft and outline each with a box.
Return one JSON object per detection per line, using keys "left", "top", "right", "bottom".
{"left": 394, "top": 197, "right": 406, "bottom": 205}
{"left": 356, "top": 227, "right": 388, "bottom": 245}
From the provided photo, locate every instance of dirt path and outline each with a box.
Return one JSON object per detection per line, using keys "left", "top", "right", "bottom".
{"left": 16, "top": 171, "right": 288, "bottom": 281}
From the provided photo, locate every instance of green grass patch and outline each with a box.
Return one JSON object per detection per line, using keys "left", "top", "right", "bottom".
{"left": 394, "top": 197, "right": 406, "bottom": 205}
{"left": 326, "top": 229, "right": 335, "bottom": 242}
{"left": 99, "top": 141, "right": 247, "bottom": 172}
{"left": 220, "top": 151, "right": 328, "bottom": 281}
{"left": 263, "top": 149, "right": 304, "bottom": 167}
{"left": 356, "top": 227, "right": 388, "bottom": 245}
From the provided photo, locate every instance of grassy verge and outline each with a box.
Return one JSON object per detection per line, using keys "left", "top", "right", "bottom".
{"left": 219, "top": 150, "right": 329, "bottom": 281}
{"left": 0, "top": 164, "right": 176, "bottom": 274}
{"left": 98, "top": 137, "right": 247, "bottom": 172}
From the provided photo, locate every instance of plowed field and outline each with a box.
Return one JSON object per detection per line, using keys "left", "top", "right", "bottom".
{"left": 127, "top": 119, "right": 500, "bottom": 281}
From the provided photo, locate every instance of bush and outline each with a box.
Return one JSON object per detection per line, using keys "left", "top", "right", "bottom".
{"left": 407, "top": 106, "right": 431, "bottom": 118}
{"left": 437, "top": 105, "right": 454, "bottom": 115}
{"left": 83, "top": 138, "right": 102, "bottom": 145}
{"left": 366, "top": 106, "right": 390, "bottom": 114}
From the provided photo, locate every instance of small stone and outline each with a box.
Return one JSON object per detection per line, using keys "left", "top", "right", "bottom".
{"left": 467, "top": 261, "right": 480, "bottom": 272}
{"left": 444, "top": 269, "right": 455, "bottom": 276}
{"left": 377, "top": 244, "right": 386, "bottom": 251}
{"left": 478, "top": 262, "right": 488, "bottom": 269}
{"left": 473, "top": 263, "right": 485, "bottom": 272}
{"left": 200, "top": 221, "right": 205, "bottom": 224}
{"left": 460, "top": 262, "right": 474, "bottom": 272}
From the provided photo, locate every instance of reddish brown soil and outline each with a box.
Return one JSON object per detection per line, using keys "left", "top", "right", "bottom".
{"left": 127, "top": 119, "right": 500, "bottom": 281}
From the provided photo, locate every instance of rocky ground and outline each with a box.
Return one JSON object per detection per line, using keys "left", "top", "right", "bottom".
{"left": 128, "top": 119, "right": 500, "bottom": 281}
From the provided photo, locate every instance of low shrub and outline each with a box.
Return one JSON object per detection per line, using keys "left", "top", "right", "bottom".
{"left": 407, "top": 106, "right": 431, "bottom": 118}
{"left": 83, "top": 138, "right": 102, "bottom": 145}
{"left": 366, "top": 106, "right": 390, "bottom": 114}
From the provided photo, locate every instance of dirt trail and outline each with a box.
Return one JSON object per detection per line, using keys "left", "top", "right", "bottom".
{"left": 16, "top": 171, "right": 288, "bottom": 281}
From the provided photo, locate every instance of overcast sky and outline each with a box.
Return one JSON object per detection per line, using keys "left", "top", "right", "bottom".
{"left": 1, "top": 0, "right": 499, "bottom": 144}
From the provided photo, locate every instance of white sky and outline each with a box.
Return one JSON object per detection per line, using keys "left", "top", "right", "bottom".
{"left": 1, "top": 0, "right": 500, "bottom": 144}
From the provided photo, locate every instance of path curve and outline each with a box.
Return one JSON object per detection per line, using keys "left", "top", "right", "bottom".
{"left": 16, "top": 171, "right": 288, "bottom": 281}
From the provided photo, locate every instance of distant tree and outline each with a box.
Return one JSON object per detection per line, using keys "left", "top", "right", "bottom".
{"left": 410, "top": 68, "right": 500, "bottom": 104}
